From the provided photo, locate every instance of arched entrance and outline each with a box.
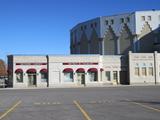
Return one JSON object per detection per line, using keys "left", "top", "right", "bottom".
{"left": 26, "top": 68, "right": 37, "bottom": 87}
{"left": 76, "top": 68, "right": 85, "bottom": 85}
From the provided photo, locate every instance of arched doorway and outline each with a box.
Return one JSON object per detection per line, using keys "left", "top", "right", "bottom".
{"left": 26, "top": 68, "right": 37, "bottom": 87}
{"left": 76, "top": 68, "right": 85, "bottom": 85}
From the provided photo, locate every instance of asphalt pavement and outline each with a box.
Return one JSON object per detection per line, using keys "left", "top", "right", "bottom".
{"left": 0, "top": 86, "right": 160, "bottom": 120}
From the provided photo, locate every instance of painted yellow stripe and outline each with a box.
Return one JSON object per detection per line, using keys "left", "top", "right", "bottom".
{"left": 126, "top": 99, "right": 160, "bottom": 112}
{"left": 0, "top": 100, "right": 21, "bottom": 120}
{"left": 73, "top": 100, "right": 92, "bottom": 120}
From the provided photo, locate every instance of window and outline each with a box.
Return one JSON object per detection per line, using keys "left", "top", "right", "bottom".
{"left": 148, "top": 16, "right": 152, "bottom": 21}
{"left": 80, "top": 26, "right": 83, "bottom": 31}
{"left": 120, "top": 18, "right": 124, "bottom": 23}
{"left": 148, "top": 67, "right": 153, "bottom": 76}
{"left": 105, "top": 71, "right": 110, "bottom": 81}
{"left": 16, "top": 73, "right": 23, "bottom": 82}
{"left": 135, "top": 67, "right": 140, "bottom": 76}
{"left": 111, "top": 19, "right": 114, "bottom": 24}
{"left": 94, "top": 22, "right": 97, "bottom": 27}
{"left": 41, "top": 73, "right": 47, "bottom": 82}
{"left": 105, "top": 20, "right": 108, "bottom": 25}
{"left": 88, "top": 72, "right": 98, "bottom": 82}
{"left": 90, "top": 24, "right": 93, "bottom": 28}
{"left": 84, "top": 25, "right": 87, "bottom": 30}
{"left": 126, "top": 17, "right": 130, "bottom": 22}
{"left": 142, "top": 67, "right": 147, "bottom": 76}
{"left": 141, "top": 16, "right": 145, "bottom": 21}
{"left": 64, "top": 72, "right": 73, "bottom": 82}
{"left": 113, "top": 71, "right": 118, "bottom": 80}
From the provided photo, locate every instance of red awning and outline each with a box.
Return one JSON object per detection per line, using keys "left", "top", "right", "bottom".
{"left": 15, "top": 69, "right": 23, "bottom": 73}
{"left": 40, "top": 68, "right": 47, "bottom": 73}
{"left": 100, "top": 68, "right": 104, "bottom": 71}
{"left": 88, "top": 68, "right": 97, "bottom": 72}
{"left": 26, "top": 68, "right": 36, "bottom": 73}
{"left": 63, "top": 68, "right": 73, "bottom": 72}
{"left": 76, "top": 68, "right": 85, "bottom": 72}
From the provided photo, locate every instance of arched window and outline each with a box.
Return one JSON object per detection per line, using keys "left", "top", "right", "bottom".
{"left": 40, "top": 69, "right": 48, "bottom": 82}
{"left": 63, "top": 68, "right": 73, "bottom": 82}
{"left": 88, "top": 68, "right": 98, "bottom": 82}
{"left": 15, "top": 69, "right": 23, "bottom": 83}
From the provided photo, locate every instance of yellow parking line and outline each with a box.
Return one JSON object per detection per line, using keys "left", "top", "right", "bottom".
{"left": 0, "top": 100, "right": 21, "bottom": 120}
{"left": 126, "top": 99, "right": 160, "bottom": 112}
{"left": 73, "top": 100, "right": 92, "bottom": 120}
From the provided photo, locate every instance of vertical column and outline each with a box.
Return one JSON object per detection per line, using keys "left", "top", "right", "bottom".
{"left": 102, "top": 38, "right": 105, "bottom": 55}
{"left": 133, "top": 36, "right": 138, "bottom": 52}
{"left": 154, "top": 51, "right": 158, "bottom": 84}
{"left": 128, "top": 51, "right": 132, "bottom": 85}
{"left": 23, "top": 73, "right": 28, "bottom": 87}
{"left": 117, "top": 37, "right": 120, "bottom": 54}
{"left": 110, "top": 71, "right": 113, "bottom": 84}
{"left": 85, "top": 72, "right": 90, "bottom": 86}
{"left": 117, "top": 71, "right": 120, "bottom": 84}
{"left": 88, "top": 41, "right": 90, "bottom": 54}
{"left": 73, "top": 72, "right": 77, "bottom": 84}
{"left": 98, "top": 70, "right": 101, "bottom": 83}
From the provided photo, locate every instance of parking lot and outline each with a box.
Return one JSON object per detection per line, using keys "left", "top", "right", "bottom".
{"left": 0, "top": 86, "right": 160, "bottom": 120}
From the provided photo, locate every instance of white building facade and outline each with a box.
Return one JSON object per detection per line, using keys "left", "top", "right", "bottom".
{"left": 8, "top": 53, "right": 160, "bottom": 88}
{"left": 8, "top": 55, "right": 129, "bottom": 88}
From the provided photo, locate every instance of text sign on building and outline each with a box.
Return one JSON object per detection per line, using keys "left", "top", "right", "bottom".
{"left": 16, "top": 63, "right": 47, "bottom": 65}
{"left": 63, "top": 62, "right": 98, "bottom": 65}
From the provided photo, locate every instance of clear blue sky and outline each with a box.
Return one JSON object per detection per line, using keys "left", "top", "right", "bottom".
{"left": 0, "top": 0, "right": 160, "bottom": 61}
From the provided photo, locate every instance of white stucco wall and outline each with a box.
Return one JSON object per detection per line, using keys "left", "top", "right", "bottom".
{"left": 129, "top": 52, "right": 156, "bottom": 84}
{"left": 12, "top": 56, "right": 47, "bottom": 88}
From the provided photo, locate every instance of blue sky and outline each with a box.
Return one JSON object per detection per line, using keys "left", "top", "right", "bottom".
{"left": 0, "top": 0, "right": 160, "bottom": 61}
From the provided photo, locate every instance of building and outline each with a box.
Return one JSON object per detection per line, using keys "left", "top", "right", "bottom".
{"left": 7, "top": 52, "right": 160, "bottom": 88}
{"left": 7, "top": 54, "right": 127, "bottom": 88}
{"left": 70, "top": 10, "right": 160, "bottom": 55}
{"left": 0, "top": 59, "right": 7, "bottom": 87}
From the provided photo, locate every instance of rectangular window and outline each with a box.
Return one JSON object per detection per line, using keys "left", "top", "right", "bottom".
{"left": 84, "top": 25, "right": 87, "bottom": 30}
{"left": 126, "top": 17, "right": 130, "bottom": 22}
{"left": 94, "top": 22, "right": 97, "bottom": 27}
{"left": 120, "top": 18, "right": 124, "bottom": 23}
{"left": 148, "top": 16, "right": 151, "bottom": 21}
{"left": 105, "top": 71, "right": 110, "bottom": 81}
{"left": 90, "top": 24, "right": 93, "bottom": 28}
{"left": 105, "top": 20, "right": 108, "bottom": 25}
{"left": 80, "top": 26, "right": 83, "bottom": 31}
{"left": 141, "top": 16, "right": 145, "bottom": 21}
{"left": 113, "top": 71, "right": 118, "bottom": 81}
{"left": 148, "top": 67, "right": 153, "bottom": 76}
{"left": 41, "top": 73, "right": 47, "bottom": 82}
{"left": 135, "top": 67, "right": 140, "bottom": 76}
{"left": 142, "top": 67, "right": 147, "bottom": 76}
{"left": 111, "top": 19, "right": 114, "bottom": 24}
